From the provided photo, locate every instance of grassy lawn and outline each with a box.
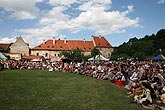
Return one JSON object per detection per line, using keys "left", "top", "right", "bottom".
{"left": 0, "top": 70, "right": 143, "bottom": 110}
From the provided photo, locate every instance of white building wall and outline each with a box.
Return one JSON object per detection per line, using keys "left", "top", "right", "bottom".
{"left": 31, "top": 50, "right": 61, "bottom": 60}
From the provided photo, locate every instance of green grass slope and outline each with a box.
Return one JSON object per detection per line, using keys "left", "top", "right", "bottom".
{"left": 0, "top": 70, "right": 143, "bottom": 110}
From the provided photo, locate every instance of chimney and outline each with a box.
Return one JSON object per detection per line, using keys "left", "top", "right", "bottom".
{"left": 53, "top": 37, "right": 55, "bottom": 44}
{"left": 53, "top": 40, "right": 56, "bottom": 44}
{"left": 92, "top": 36, "right": 96, "bottom": 47}
{"left": 64, "top": 36, "right": 67, "bottom": 44}
{"left": 83, "top": 38, "right": 85, "bottom": 42}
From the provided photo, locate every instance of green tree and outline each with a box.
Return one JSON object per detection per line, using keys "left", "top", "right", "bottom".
{"left": 61, "top": 48, "right": 84, "bottom": 62}
{"left": 133, "top": 52, "right": 145, "bottom": 61}
{"left": 91, "top": 47, "right": 100, "bottom": 58}
{"left": 111, "top": 29, "right": 165, "bottom": 60}
{"left": 72, "top": 48, "right": 84, "bottom": 61}
{"left": 154, "top": 29, "right": 165, "bottom": 54}
{"left": 61, "top": 50, "right": 72, "bottom": 59}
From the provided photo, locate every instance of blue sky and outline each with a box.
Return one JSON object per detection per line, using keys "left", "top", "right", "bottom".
{"left": 0, "top": 0, "right": 164, "bottom": 47}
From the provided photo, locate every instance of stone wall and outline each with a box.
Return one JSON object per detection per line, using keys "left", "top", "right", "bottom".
{"left": 97, "top": 47, "right": 113, "bottom": 58}
{"left": 10, "top": 37, "right": 29, "bottom": 56}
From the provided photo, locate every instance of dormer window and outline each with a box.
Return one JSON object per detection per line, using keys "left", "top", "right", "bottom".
{"left": 60, "top": 46, "right": 62, "bottom": 48}
{"left": 38, "top": 45, "right": 41, "bottom": 47}
{"left": 98, "top": 43, "right": 101, "bottom": 45}
{"left": 84, "top": 48, "right": 86, "bottom": 49}
{"left": 89, "top": 48, "right": 91, "bottom": 49}
{"left": 52, "top": 46, "right": 54, "bottom": 48}
{"left": 47, "top": 46, "right": 50, "bottom": 48}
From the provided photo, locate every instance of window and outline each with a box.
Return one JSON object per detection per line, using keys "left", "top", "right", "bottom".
{"left": 45, "top": 53, "right": 48, "bottom": 57}
{"left": 38, "top": 45, "right": 41, "bottom": 47}
{"left": 36, "top": 53, "right": 39, "bottom": 56}
{"left": 47, "top": 46, "right": 50, "bottom": 48}
{"left": 60, "top": 46, "right": 62, "bottom": 48}
{"left": 54, "top": 54, "right": 56, "bottom": 56}
{"left": 52, "top": 46, "right": 54, "bottom": 48}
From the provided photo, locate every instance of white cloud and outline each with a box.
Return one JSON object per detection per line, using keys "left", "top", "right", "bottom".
{"left": 12, "top": 11, "right": 36, "bottom": 20}
{"left": 0, "top": 0, "right": 42, "bottom": 19}
{"left": 47, "top": 0, "right": 77, "bottom": 6}
{"left": 0, "top": 37, "right": 16, "bottom": 43}
{"left": 39, "top": 6, "right": 70, "bottom": 25}
{"left": 70, "top": 8, "right": 139, "bottom": 34}
{"left": 0, "top": 36, "right": 40, "bottom": 48}
{"left": 127, "top": 5, "right": 134, "bottom": 12}
{"left": 12, "top": 0, "right": 139, "bottom": 47}
{"left": 158, "top": 0, "right": 165, "bottom": 4}
{"left": 16, "top": 26, "right": 61, "bottom": 47}
{"left": 39, "top": 0, "right": 138, "bottom": 35}
{"left": 79, "top": 0, "right": 112, "bottom": 11}
{"left": 123, "top": 5, "right": 134, "bottom": 15}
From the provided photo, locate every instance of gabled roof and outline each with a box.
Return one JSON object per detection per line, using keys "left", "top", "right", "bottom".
{"left": 92, "top": 36, "right": 112, "bottom": 48}
{"left": 31, "top": 39, "right": 95, "bottom": 51}
{"left": 0, "top": 43, "right": 10, "bottom": 48}
{"left": 31, "top": 36, "right": 112, "bottom": 51}
{"left": 10, "top": 37, "right": 29, "bottom": 49}
{"left": 0, "top": 43, "right": 11, "bottom": 52}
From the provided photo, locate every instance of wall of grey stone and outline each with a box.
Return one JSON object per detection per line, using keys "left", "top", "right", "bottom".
{"left": 10, "top": 37, "right": 29, "bottom": 56}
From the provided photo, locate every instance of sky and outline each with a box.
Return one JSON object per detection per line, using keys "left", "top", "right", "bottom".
{"left": 0, "top": 0, "right": 164, "bottom": 48}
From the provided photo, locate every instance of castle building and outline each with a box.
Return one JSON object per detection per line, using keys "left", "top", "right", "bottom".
{"left": 31, "top": 35, "right": 113, "bottom": 60}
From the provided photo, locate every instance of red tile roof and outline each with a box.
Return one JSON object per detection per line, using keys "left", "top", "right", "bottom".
{"left": 0, "top": 43, "right": 11, "bottom": 49}
{"left": 0, "top": 43, "right": 12, "bottom": 52}
{"left": 31, "top": 36, "right": 112, "bottom": 51}
{"left": 93, "top": 36, "right": 112, "bottom": 48}
{"left": 31, "top": 40, "right": 94, "bottom": 51}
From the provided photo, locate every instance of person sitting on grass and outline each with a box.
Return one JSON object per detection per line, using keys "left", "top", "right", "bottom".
{"left": 127, "top": 81, "right": 142, "bottom": 98}
{"left": 155, "top": 86, "right": 165, "bottom": 110}
{"left": 156, "top": 86, "right": 165, "bottom": 105}
{"left": 134, "top": 82, "right": 154, "bottom": 107}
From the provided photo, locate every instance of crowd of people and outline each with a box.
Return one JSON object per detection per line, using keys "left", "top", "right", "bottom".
{"left": 2, "top": 59, "right": 165, "bottom": 109}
